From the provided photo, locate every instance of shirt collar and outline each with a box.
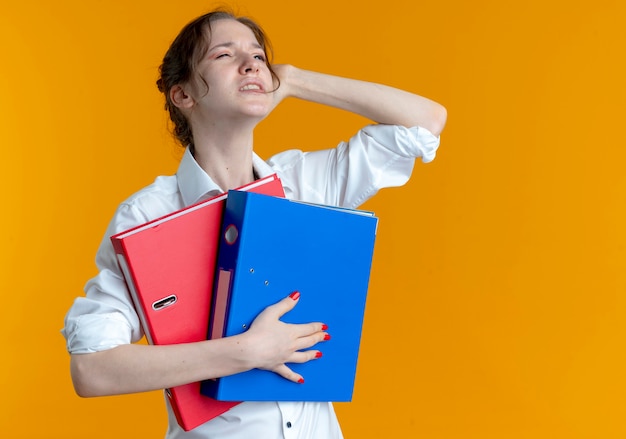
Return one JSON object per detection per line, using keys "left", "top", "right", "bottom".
{"left": 176, "top": 147, "right": 280, "bottom": 207}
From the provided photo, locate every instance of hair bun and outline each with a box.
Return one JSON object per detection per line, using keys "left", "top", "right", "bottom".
{"left": 156, "top": 78, "right": 165, "bottom": 93}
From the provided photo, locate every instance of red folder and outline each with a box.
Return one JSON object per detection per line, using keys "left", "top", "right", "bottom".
{"left": 110, "top": 174, "right": 284, "bottom": 431}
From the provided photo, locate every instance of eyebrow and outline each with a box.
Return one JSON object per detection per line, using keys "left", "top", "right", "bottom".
{"left": 208, "top": 41, "right": 263, "bottom": 53}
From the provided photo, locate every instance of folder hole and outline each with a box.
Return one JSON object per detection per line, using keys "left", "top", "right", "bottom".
{"left": 152, "top": 294, "right": 177, "bottom": 311}
{"left": 224, "top": 224, "right": 238, "bottom": 244}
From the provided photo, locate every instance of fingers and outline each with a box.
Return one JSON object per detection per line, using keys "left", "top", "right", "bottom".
{"left": 250, "top": 291, "right": 331, "bottom": 384}
{"left": 290, "top": 323, "right": 329, "bottom": 351}
{"left": 272, "top": 349, "right": 323, "bottom": 384}
{"left": 272, "top": 364, "right": 304, "bottom": 384}
{"left": 259, "top": 291, "right": 300, "bottom": 321}
{"left": 269, "top": 292, "right": 330, "bottom": 349}
{"left": 287, "top": 349, "right": 323, "bottom": 364}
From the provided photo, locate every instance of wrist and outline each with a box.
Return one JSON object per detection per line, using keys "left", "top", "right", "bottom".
{"left": 274, "top": 64, "right": 298, "bottom": 96}
{"left": 228, "top": 332, "right": 258, "bottom": 371}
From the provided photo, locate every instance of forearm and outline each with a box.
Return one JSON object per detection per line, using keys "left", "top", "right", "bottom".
{"left": 280, "top": 65, "right": 447, "bottom": 136}
{"left": 70, "top": 294, "right": 326, "bottom": 397}
{"left": 71, "top": 335, "right": 252, "bottom": 397}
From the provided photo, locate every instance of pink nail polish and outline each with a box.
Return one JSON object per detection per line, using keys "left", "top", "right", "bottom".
{"left": 315, "top": 351, "right": 323, "bottom": 358}
{"left": 289, "top": 291, "right": 300, "bottom": 300}
{"left": 298, "top": 378, "right": 305, "bottom": 384}
{"left": 321, "top": 324, "right": 328, "bottom": 331}
{"left": 324, "top": 334, "right": 331, "bottom": 341}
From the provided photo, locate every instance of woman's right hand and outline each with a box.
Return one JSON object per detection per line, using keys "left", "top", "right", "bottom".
{"left": 269, "top": 64, "right": 295, "bottom": 112}
{"left": 241, "top": 291, "right": 329, "bottom": 383}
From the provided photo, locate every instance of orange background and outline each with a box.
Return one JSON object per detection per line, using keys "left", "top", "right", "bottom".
{"left": 2, "top": 0, "right": 626, "bottom": 437}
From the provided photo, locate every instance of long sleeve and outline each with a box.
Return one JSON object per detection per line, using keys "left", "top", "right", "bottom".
{"left": 267, "top": 124, "right": 439, "bottom": 208}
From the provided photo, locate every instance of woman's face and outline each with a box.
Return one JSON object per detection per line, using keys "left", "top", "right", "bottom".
{"left": 187, "top": 19, "right": 274, "bottom": 124}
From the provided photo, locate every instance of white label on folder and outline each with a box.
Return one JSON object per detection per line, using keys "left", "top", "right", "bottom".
{"left": 211, "top": 270, "right": 232, "bottom": 339}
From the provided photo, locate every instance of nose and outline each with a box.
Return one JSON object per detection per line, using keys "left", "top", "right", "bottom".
{"left": 241, "top": 54, "right": 261, "bottom": 74}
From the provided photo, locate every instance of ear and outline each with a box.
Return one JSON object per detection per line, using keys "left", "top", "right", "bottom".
{"left": 170, "top": 84, "right": 195, "bottom": 109}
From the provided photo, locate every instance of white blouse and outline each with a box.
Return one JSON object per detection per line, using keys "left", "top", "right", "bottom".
{"left": 62, "top": 124, "right": 439, "bottom": 439}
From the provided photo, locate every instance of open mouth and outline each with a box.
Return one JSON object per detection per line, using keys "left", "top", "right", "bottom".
{"left": 240, "top": 84, "right": 262, "bottom": 91}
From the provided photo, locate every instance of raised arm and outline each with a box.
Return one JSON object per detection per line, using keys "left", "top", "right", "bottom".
{"left": 272, "top": 64, "right": 447, "bottom": 136}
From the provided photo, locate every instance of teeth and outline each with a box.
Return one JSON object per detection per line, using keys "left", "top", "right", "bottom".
{"left": 241, "top": 84, "right": 261, "bottom": 91}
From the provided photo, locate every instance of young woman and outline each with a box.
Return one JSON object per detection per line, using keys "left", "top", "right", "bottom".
{"left": 62, "top": 9, "right": 446, "bottom": 439}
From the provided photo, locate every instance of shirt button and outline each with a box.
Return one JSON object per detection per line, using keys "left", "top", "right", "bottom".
{"left": 286, "top": 422, "right": 292, "bottom": 428}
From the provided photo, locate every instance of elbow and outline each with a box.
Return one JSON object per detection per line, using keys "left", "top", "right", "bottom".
{"left": 425, "top": 104, "right": 447, "bottom": 138}
{"left": 70, "top": 353, "right": 107, "bottom": 398}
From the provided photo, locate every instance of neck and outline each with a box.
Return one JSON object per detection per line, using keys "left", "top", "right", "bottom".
{"left": 192, "top": 127, "right": 256, "bottom": 191}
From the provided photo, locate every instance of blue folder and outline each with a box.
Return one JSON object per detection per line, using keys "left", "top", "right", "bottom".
{"left": 202, "top": 190, "right": 378, "bottom": 402}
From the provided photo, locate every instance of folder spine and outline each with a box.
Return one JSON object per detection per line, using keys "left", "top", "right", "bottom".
{"left": 208, "top": 189, "right": 250, "bottom": 340}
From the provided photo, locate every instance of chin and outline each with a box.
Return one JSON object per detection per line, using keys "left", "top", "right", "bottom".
{"left": 244, "top": 105, "right": 272, "bottom": 119}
